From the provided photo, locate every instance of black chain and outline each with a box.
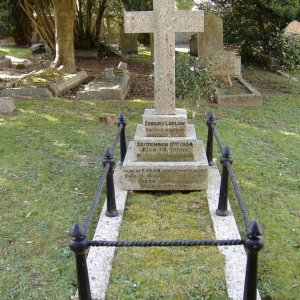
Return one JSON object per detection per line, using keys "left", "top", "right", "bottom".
{"left": 211, "top": 124, "right": 225, "bottom": 154}
{"left": 226, "top": 161, "right": 251, "bottom": 228}
{"left": 87, "top": 239, "right": 243, "bottom": 247}
{"left": 83, "top": 163, "right": 110, "bottom": 232}
{"left": 111, "top": 124, "right": 123, "bottom": 154}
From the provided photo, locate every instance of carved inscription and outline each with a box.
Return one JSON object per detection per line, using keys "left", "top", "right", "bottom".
{"left": 124, "top": 168, "right": 208, "bottom": 190}
{"left": 144, "top": 120, "right": 187, "bottom": 137}
{"left": 134, "top": 141, "right": 196, "bottom": 161}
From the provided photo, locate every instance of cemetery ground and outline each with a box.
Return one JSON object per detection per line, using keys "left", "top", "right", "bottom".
{"left": 0, "top": 49, "right": 300, "bottom": 299}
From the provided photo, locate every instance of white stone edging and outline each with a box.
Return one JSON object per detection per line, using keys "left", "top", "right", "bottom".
{"left": 207, "top": 166, "right": 261, "bottom": 300}
{"left": 73, "top": 164, "right": 128, "bottom": 300}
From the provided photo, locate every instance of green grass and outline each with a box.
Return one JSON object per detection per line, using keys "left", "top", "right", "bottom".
{"left": 0, "top": 98, "right": 151, "bottom": 300}
{"left": 0, "top": 64, "right": 299, "bottom": 299}
{"left": 123, "top": 47, "right": 153, "bottom": 65}
{"left": 106, "top": 192, "right": 228, "bottom": 300}
{"left": 0, "top": 46, "right": 31, "bottom": 58}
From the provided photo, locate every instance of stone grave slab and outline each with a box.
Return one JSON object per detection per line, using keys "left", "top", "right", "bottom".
{"left": 2, "top": 87, "right": 53, "bottom": 98}
{"left": 49, "top": 70, "right": 88, "bottom": 96}
{"left": 214, "top": 77, "right": 262, "bottom": 106}
{"left": 133, "top": 124, "right": 201, "bottom": 161}
{"left": 0, "top": 97, "right": 16, "bottom": 113}
{"left": 77, "top": 72, "right": 130, "bottom": 100}
{"left": 0, "top": 53, "right": 5, "bottom": 59}
{"left": 75, "top": 50, "right": 98, "bottom": 59}
{"left": 123, "top": 141, "right": 208, "bottom": 191}
{"left": 0, "top": 58, "right": 12, "bottom": 68}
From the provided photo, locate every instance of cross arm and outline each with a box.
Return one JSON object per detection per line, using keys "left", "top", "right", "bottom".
{"left": 124, "top": 11, "right": 155, "bottom": 33}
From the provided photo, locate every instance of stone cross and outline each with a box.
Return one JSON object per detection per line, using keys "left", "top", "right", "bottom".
{"left": 124, "top": 0, "right": 204, "bottom": 115}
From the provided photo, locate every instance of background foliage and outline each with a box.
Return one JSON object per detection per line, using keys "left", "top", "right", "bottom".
{"left": 175, "top": 52, "right": 218, "bottom": 103}
{"left": 197, "top": 0, "right": 300, "bottom": 62}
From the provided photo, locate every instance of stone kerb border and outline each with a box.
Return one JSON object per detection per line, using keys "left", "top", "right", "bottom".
{"left": 214, "top": 76, "right": 262, "bottom": 106}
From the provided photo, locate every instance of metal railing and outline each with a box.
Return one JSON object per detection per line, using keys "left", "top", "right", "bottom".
{"left": 69, "top": 113, "right": 127, "bottom": 300}
{"left": 206, "top": 112, "right": 264, "bottom": 300}
{"left": 69, "top": 112, "right": 263, "bottom": 300}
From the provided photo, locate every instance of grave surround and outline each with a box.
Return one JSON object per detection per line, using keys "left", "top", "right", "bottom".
{"left": 122, "top": 0, "right": 208, "bottom": 191}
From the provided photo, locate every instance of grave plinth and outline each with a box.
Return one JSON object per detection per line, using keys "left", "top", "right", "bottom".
{"left": 122, "top": 0, "right": 208, "bottom": 191}
{"left": 123, "top": 108, "right": 208, "bottom": 191}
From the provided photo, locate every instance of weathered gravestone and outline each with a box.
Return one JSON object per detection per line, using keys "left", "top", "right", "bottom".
{"left": 0, "top": 97, "right": 16, "bottom": 113}
{"left": 76, "top": 63, "right": 130, "bottom": 100}
{"left": 119, "top": 29, "right": 138, "bottom": 55}
{"left": 122, "top": 0, "right": 208, "bottom": 191}
{"left": 192, "top": 11, "right": 241, "bottom": 78}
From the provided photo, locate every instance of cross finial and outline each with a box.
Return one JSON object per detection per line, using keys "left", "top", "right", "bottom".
{"left": 124, "top": 0, "right": 204, "bottom": 115}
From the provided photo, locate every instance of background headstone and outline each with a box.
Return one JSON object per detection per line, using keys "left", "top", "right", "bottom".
{"left": 284, "top": 20, "right": 300, "bottom": 34}
{"left": 120, "top": 30, "right": 138, "bottom": 55}
{"left": 197, "top": 11, "right": 223, "bottom": 57}
{"left": 0, "top": 97, "right": 16, "bottom": 113}
{"left": 193, "top": 11, "right": 241, "bottom": 78}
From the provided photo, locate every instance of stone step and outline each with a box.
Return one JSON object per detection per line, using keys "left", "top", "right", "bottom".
{"left": 133, "top": 124, "right": 201, "bottom": 161}
{"left": 143, "top": 108, "right": 188, "bottom": 137}
{"left": 123, "top": 141, "right": 208, "bottom": 191}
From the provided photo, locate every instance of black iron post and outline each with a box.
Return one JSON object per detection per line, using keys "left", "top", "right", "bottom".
{"left": 206, "top": 112, "right": 216, "bottom": 166}
{"left": 69, "top": 223, "right": 92, "bottom": 300}
{"left": 118, "top": 113, "right": 127, "bottom": 164}
{"left": 103, "top": 147, "right": 118, "bottom": 217}
{"left": 216, "top": 146, "right": 233, "bottom": 216}
{"left": 243, "top": 221, "right": 264, "bottom": 300}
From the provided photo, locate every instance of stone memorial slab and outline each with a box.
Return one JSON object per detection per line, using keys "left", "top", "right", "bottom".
{"left": 76, "top": 72, "right": 130, "bottom": 100}
{"left": 123, "top": 142, "right": 208, "bottom": 191}
{"left": 2, "top": 87, "right": 53, "bottom": 98}
{"left": 0, "top": 97, "right": 16, "bottom": 113}
{"left": 75, "top": 50, "right": 98, "bottom": 58}
{"left": 0, "top": 53, "right": 5, "bottom": 59}
{"left": 124, "top": 0, "right": 204, "bottom": 114}
{"left": 214, "top": 77, "right": 262, "bottom": 106}
{"left": 49, "top": 71, "right": 88, "bottom": 96}
{"left": 134, "top": 124, "right": 200, "bottom": 161}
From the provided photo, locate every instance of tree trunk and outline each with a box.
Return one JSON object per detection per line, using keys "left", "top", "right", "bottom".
{"left": 52, "top": 0, "right": 77, "bottom": 73}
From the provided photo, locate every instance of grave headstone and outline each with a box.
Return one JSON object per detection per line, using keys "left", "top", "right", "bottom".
{"left": 0, "top": 53, "right": 5, "bottom": 59}
{"left": 117, "top": 61, "right": 128, "bottom": 71}
{"left": 197, "top": 11, "right": 223, "bottom": 57}
{"left": 193, "top": 11, "right": 241, "bottom": 78}
{"left": 0, "top": 97, "right": 16, "bottom": 113}
{"left": 105, "top": 67, "right": 115, "bottom": 79}
{"left": 122, "top": 0, "right": 208, "bottom": 191}
{"left": 284, "top": 20, "right": 300, "bottom": 34}
{"left": 119, "top": 29, "right": 138, "bottom": 55}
